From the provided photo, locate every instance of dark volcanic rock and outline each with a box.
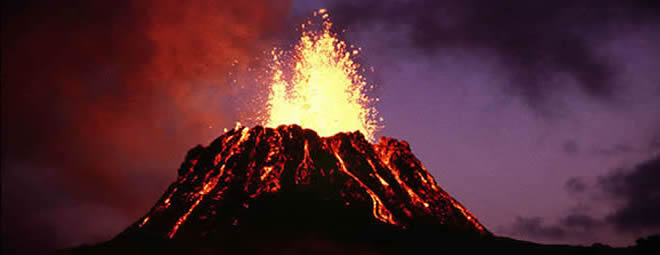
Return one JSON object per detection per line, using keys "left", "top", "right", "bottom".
{"left": 66, "top": 125, "right": 496, "bottom": 254}
{"left": 125, "top": 124, "right": 488, "bottom": 241}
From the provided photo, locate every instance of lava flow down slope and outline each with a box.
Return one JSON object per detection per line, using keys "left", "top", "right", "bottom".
{"left": 77, "top": 124, "right": 491, "bottom": 255}
{"left": 130, "top": 125, "right": 488, "bottom": 239}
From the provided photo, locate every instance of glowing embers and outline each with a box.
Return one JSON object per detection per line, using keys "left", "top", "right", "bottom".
{"left": 390, "top": 168, "right": 427, "bottom": 208}
{"left": 167, "top": 127, "right": 254, "bottom": 239}
{"left": 328, "top": 139, "right": 398, "bottom": 225}
{"left": 447, "top": 197, "right": 485, "bottom": 232}
{"left": 138, "top": 216, "right": 150, "bottom": 228}
{"left": 264, "top": 9, "right": 380, "bottom": 141}
{"left": 261, "top": 166, "right": 275, "bottom": 181}
{"left": 168, "top": 165, "right": 226, "bottom": 238}
{"left": 373, "top": 137, "right": 487, "bottom": 232}
{"left": 295, "top": 141, "right": 314, "bottom": 184}
{"left": 160, "top": 187, "right": 177, "bottom": 210}
{"left": 254, "top": 129, "right": 286, "bottom": 196}
{"left": 374, "top": 148, "right": 429, "bottom": 210}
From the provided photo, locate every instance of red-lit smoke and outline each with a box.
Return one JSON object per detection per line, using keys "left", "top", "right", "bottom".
{"left": 2, "top": 0, "right": 290, "bottom": 250}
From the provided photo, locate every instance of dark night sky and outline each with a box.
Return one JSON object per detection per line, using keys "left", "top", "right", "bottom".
{"left": 2, "top": 0, "right": 659, "bottom": 253}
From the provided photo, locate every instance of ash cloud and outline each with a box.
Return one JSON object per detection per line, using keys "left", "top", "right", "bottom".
{"left": 505, "top": 213, "right": 602, "bottom": 241}
{"left": 598, "top": 155, "right": 660, "bottom": 232}
{"left": 563, "top": 140, "right": 579, "bottom": 155}
{"left": 504, "top": 214, "right": 604, "bottom": 242}
{"left": 651, "top": 136, "right": 660, "bottom": 151}
{"left": 327, "top": 0, "right": 660, "bottom": 108}
{"left": 2, "top": 0, "right": 290, "bottom": 253}
{"left": 503, "top": 154, "right": 660, "bottom": 243}
{"left": 560, "top": 214, "right": 600, "bottom": 231}
{"left": 508, "top": 217, "right": 567, "bottom": 240}
{"left": 318, "top": 0, "right": 660, "bottom": 246}
{"left": 565, "top": 177, "right": 588, "bottom": 195}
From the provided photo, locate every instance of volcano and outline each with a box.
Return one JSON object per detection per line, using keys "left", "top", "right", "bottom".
{"left": 66, "top": 125, "right": 494, "bottom": 254}
{"left": 133, "top": 124, "right": 487, "bottom": 237}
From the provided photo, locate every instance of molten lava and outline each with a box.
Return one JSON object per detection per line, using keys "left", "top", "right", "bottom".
{"left": 265, "top": 9, "right": 380, "bottom": 141}
{"left": 129, "top": 125, "right": 488, "bottom": 241}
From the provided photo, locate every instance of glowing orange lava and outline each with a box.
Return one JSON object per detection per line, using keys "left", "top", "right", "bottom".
{"left": 264, "top": 9, "right": 380, "bottom": 141}
{"left": 133, "top": 10, "right": 489, "bottom": 241}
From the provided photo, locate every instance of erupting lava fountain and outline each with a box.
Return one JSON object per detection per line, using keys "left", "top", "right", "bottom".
{"left": 76, "top": 9, "right": 491, "bottom": 255}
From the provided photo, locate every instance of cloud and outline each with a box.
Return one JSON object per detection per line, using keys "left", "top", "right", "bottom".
{"left": 562, "top": 140, "right": 579, "bottom": 155}
{"left": 594, "top": 144, "right": 636, "bottom": 156}
{"left": 560, "top": 214, "right": 600, "bottom": 230}
{"left": 2, "top": 0, "right": 291, "bottom": 251}
{"left": 598, "top": 155, "right": 660, "bottom": 232}
{"left": 565, "top": 177, "right": 588, "bottom": 195}
{"left": 503, "top": 213, "right": 606, "bottom": 243}
{"left": 650, "top": 135, "right": 660, "bottom": 151}
{"left": 508, "top": 217, "right": 566, "bottom": 240}
{"left": 327, "top": 0, "right": 660, "bottom": 108}
{"left": 502, "top": 154, "right": 660, "bottom": 243}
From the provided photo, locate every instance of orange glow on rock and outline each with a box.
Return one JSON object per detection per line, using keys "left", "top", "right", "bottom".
{"left": 168, "top": 165, "right": 225, "bottom": 238}
{"left": 329, "top": 140, "right": 398, "bottom": 225}
{"left": 132, "top": 125, "right": 489, "bottom": 240}
{"left": 138, "top": 216, "right": 150, "bottom": 228}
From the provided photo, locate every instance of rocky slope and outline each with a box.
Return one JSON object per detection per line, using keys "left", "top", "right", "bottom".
{"left": 125, "top": 124, "right": 488, "bottom": 241}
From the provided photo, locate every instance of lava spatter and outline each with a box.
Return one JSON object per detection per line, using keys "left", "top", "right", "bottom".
{"left": 264, "top": 9, "right": 380, "bottom": 141}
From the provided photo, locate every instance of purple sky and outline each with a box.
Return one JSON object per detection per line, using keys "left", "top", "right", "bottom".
{"left": 289, "top": 0, "right": 660, "bottom": 246}
{"left": 2, "top": 0, "right": 659, "bottom": 253}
